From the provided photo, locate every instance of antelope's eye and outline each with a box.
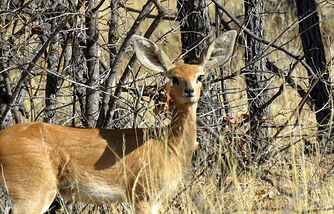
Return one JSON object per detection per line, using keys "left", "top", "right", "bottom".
{"left": 197, "top": 75, "right": 205, "bottom": 83}
{"left": 172, "top": 76, "right": 180, "bottom": 85}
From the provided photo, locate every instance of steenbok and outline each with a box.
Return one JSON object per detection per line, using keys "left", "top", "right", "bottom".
{"left": 0, "top": 30, "right": 237, "bottom": 214}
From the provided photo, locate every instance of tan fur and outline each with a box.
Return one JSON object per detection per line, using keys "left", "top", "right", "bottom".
{"left": 0, "top": 31, "right": 236, "bottom": 214}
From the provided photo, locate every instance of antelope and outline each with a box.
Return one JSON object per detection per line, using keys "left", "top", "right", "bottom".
{"left": 0, "top": 30, "right": 237, "bottom": 214}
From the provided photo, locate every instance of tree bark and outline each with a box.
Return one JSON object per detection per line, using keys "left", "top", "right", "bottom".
{"left": 177, "top": 0, "right": 211, "bottom": 64}
{"left": 0, "top": 0, "right": 12, "bottom": 129}
{"left": 96, "top": 0, "right": 119, "bottom": 128}
{"left": 295, "top": 0, "right": 331, "bottom": 140}
{"left": 244, "top": 0, "right": 270, "bottom": 161}
{"left": 84, "top": 0, "right": 100, "bottom": 127}
{"left": 44, "top": 2, "right": 61, "bottom": 123}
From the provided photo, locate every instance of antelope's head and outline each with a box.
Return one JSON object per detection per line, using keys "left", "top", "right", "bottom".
{"left": 131, "top": 31, "right": 237, "bottom": 106}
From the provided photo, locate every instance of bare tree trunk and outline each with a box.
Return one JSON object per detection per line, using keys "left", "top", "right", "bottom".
{"left": 63, "top": 38, "right": 75, "bottom": 125}
{"left": 65, "top": 9, "right": 87, "bottom": 126}
{"left": 108, "top": 0, "right": 119, "bottom": 66}
{"left": 70, "top": 31, "right": 87, "bottom": 126}
{"left": 44, "top": 38, "right": 60, "bottom": 123}
{"left": 295, "top": 0, "right": 331, "bottom": 142}
{"left": 0, "top": 0, "right": 15, "bottom": 129}
{"left": 44, "top": 2, "right": 61, "bottom": 123}
{"left": 0, "top": 67, "right": 14, "bottom": 130}
{"left": 244, "top": 0, "right": 270, "bottom": 161}
{"left": 84, "top": 0, "right": 100, "bottom": 127}
{"left": 96, "top": 0, "right": 119, "bottom": 128}
{"left": 177, "top": 0, "right": 211, "bottom": 64}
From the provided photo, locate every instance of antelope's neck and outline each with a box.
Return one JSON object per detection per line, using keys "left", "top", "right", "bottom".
{"left": 169, "top": 103, "right": 197, "bottom": 164}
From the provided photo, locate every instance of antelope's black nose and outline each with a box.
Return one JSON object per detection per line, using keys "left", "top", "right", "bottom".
{"left": 184, "top": 88, "right": 194, "bottom": 96}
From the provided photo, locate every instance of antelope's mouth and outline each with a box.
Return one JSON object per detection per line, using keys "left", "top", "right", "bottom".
{"left": 183, "top": 95, "right": 198, "bottom": 103}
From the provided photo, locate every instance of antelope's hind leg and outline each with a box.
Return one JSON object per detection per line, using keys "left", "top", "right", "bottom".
{"left": 3, "top": 161, "right": 58, "bottom": 214}
{"left": 10, "top": 185, "right": 57, "bottom": 214}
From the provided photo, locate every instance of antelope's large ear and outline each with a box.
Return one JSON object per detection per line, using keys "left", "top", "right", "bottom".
{"left": 199, "top": 30, "right": 237, "bottom": 69}
{"left": 131, "top": 35, "right": 173, "bottom": 73}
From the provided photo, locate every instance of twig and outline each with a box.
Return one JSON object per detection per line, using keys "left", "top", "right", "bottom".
{"left": 265, "top": 59, "right": 313, "bottom": 109}
{"left": 272, "top": 76, "right": 320, "bottom": 140}
{"left": 118, "top": 2, "right": 176, "bottom": 20}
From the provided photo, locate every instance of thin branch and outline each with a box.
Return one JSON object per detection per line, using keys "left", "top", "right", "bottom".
{"left": 118, "top": 2, "right": 176, "bottom": 20}
{"left": 265, "top": 59, "right": 313, "bottom": 109}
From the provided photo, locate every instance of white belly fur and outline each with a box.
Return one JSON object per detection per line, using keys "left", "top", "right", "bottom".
{"left": 60, "top": 182, "right": 124, "bottom": 204}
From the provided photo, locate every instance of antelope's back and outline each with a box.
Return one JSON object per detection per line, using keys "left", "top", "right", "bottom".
{"left": 0, "top": 122, "right": 48, "bottom": 165}
{"left": 0, "top": 122, "right": 151, "bottom": 184}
